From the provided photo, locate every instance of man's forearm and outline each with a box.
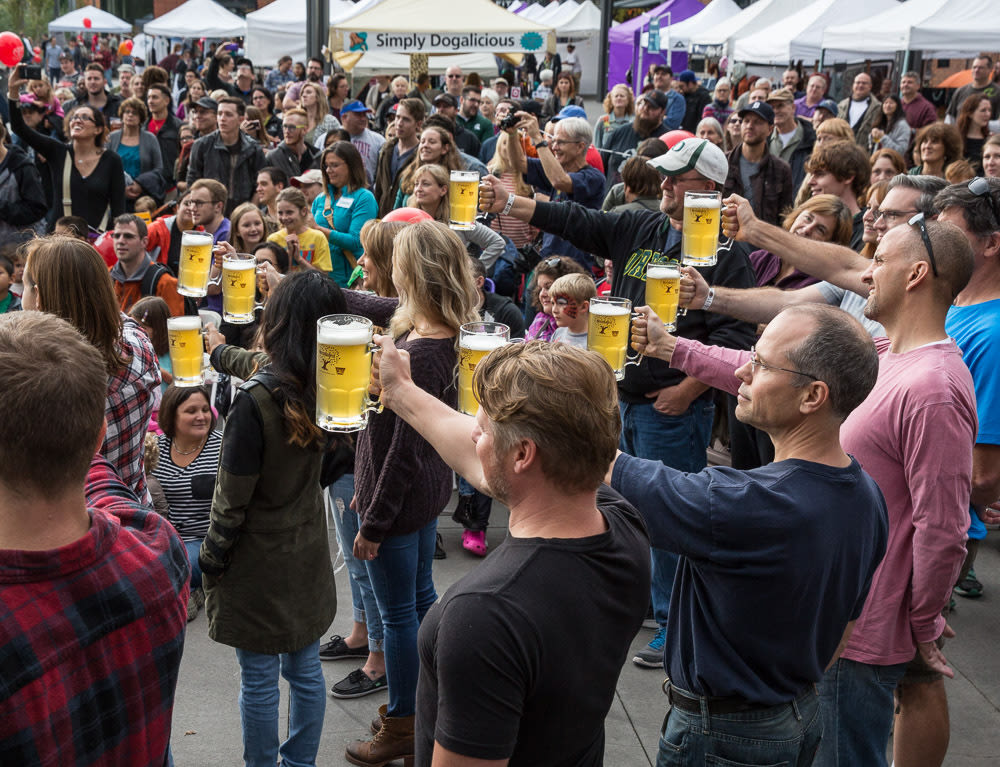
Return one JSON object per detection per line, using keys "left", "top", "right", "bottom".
{"left": 389, "top": 382, "right": 488, "bottom": 492}
{"left": 506, "top": 132, "right": 526, "bottom": 174}
{"left": 743, "top": 217, "right": 869, "bottom": 295}
{"left": 708, "top": 285, "right": 801, "bottom": 325}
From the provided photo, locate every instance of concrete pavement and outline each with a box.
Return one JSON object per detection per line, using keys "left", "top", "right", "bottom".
{"left": 169, "top": 493, "right": 1000, "bottom": 766}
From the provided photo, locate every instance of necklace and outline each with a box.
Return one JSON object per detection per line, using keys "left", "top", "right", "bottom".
{"left": 173, "top": 436, "right": 206, "bottom": 455}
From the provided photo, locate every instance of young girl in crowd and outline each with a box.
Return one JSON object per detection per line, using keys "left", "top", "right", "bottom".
{"left": 230, "top": 202, "right": 273, "bottom": 254}
{"left": 129, "top": 296, "right": 173, "bottom": 395}
{"left": 523, "top": 256, "right": 587, "bottom": 341}
{"left": 267, "top": 187, "right": 333, "bottom": 275}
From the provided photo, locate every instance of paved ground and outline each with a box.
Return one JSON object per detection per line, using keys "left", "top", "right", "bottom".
{"left": 170, "top": 492, "right": 1000, "bottom": 766}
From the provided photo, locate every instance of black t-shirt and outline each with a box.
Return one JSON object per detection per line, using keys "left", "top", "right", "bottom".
{"left": 414, "top": 485, "right": 650, "bottom": 766}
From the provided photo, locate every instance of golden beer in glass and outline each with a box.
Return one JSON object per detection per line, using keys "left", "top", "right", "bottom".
{"left": 588, "top": 297, "right": 633, "bottom": 381}
{"left": 645, "top": 262, "right": 681, "bottom": 331}
{"left": 167, "top": 316, "right": 204, "bottom": 386}
{"left": 177, "top": 231, "right": 215, "bottom": 297}
{"left": 458, "top": 322, "right": 510, "bottom": 415}
{"left": 221, "top": 253, "right": 260, "bottom": 324}
{"left": 682, "top": 191, "right": 723, "bottom": 267}
{"left": 449, "top": 170, "right": 480, "bottom": 230}
{"left": 316, "top": 315, "right": 382, "bottom": 432}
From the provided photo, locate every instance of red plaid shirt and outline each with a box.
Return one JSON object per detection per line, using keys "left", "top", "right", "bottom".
{"left": 0, "top": 456, "right": 189, "bottom": 766}
{"left": 102, "top": 314, "right": 161, "bottom": 506}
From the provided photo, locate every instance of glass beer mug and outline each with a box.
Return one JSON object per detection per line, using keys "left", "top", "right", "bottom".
{"left": 220, "top": 253, "right": 264, "bottom": 324}
{"left": 315, "top": 315, "right": 383, "bottom": 432}
{"left": 587, "top": 297, "right": 641, "bottom": 381}
{"left": 167, "top": 315, "right": 205, "bottom": 386}
{"left": 682, "top": 191, "right": 733, "bottom": 267}
{"left": 458, "top": 322, "right": 510, "bottom": 415}
{"left": 176, "top": 231, "right": 215, "bottom": 297}
{"left": 644, "top": 261, "right": 681, "bottom": 331}
{"left": 449, "top": 170, "right": 480, "bottom": 230}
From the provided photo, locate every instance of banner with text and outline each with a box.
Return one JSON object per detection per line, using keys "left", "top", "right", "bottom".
{"left": 340, "top": 30, "right": 549, "bottom": 54}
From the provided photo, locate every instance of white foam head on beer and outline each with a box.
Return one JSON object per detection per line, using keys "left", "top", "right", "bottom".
{"left": 590, "top": 301, "right": 631, "bottom": 316}
{"left": 318, "top": 319, "right": 370, "bottom": 346}
{"left": 182, "top": 231, "right": 214, "bottom": 246}
{"left": 647, "top": 265, "right": 680, "bottom": 279}
{"left": 462, "top": 334, "right": 507, "bottom": 352}
{"left": 167, "top": 315, "right": 202, "bottom": 331}
{"left": 224, "top": 258, "right": 257, "bottom": 271}
{"left": 685, "top": 196, "right": 721, "bottom": 210}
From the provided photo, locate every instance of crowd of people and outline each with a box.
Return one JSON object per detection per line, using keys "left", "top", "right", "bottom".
{"left": 1, "top": 31, "right": 999, "bottom": 767}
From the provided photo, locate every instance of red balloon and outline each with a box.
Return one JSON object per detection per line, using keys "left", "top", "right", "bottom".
{"left": 33, "top": 53, "right": 41, "bottom": 63}
{"left": 0, "top": 31, "right": 24, "bottom": 68}
{"left": 383, "top": 207, "right": 434, "bottom": 224}
{"left": 33, "top": 46, "right": 41, "bottom": 54}
{"left": 125, "top": 40, "right": 133, "bottom": 53}
{"left": 83, "top": 17, "right": 92, "bottom": 29}
{"left": 663, "top": 130, "right": 695, "bottom": 149}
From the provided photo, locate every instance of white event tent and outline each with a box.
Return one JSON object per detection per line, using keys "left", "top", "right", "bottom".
{"left": 689, "top": 0, "right": 801, "bottom": 57}
{"left": 558, "top": 2, "right": 602, "bottom": 38}
{"left": 732, "top": 0, "right": 898, "bottom": 65}
{"left": 48, "top": 6, "right": 132, "bottom": 34}
{"left": 144, "top": 0, "right": 247, "bottom": 39}
{"left": 824, "top": 0, "right": 1000, "bottom": 61}
{"left": 245, "top": 0, "right": 379, "bottom": 66}
{"left": 661, "top": 0, "right": 741, "bottom": 55}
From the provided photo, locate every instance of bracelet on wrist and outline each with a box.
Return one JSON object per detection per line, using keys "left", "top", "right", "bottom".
{"left": 502, "top": 193, "right": 516, "bottom": 216}
{"left": 702, "top": 287, "right": 715, "bottom": 311}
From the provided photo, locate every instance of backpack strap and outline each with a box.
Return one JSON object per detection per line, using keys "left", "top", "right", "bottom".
{"left": 140, "top": 261, "right": 170, "bottom": 298}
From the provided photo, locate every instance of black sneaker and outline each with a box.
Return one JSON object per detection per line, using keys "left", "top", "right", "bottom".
{"left": 329, "top": 668, "right": 387, "bottom": 699}
{"left": 318, "top": 634, "right": 368, "bottom": 661}
{"left": 434, "top": 531, "right": 447, "bottom": 560}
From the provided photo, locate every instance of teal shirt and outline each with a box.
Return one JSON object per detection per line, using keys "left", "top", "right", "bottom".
{"left": 311, "top": 185, "right": 379, "bottom": 287}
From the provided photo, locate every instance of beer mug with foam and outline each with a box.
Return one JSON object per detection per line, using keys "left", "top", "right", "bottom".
{"left": 315, "top": 315, "right": 383, "bottom": 432}
{"left": 458, "top": 322, "right": 510, "bottom": 415}
{"left": 167, "top": 316, "right": 205, "bottom": 386}
{"left": 682, "top": 191, "right": 733, "bottom": 267}
{"left": 221, "top": 253, "right": 263, "bottom": 324}
{"left": 588, "top": 297, "right": 641, "bottom": 381}
{"left": 644, "top": 261, "right": 681, "bottom": 332}
{"left": 449, "top": 170, "right": 480, "bottom": 230}
{"left": 177, "top": 231, "right": 215, "bottom": 297}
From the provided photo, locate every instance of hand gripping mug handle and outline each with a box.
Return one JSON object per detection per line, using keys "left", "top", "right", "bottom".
{"left": 364, "top": 341, "right": 385, "bottom": 415}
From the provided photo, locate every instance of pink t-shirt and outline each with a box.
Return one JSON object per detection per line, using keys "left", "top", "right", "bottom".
{"left": 671, "top": 335, "right": 977, "bottom": 665}
{"left": 839, "top": 338, "right": 976, "bottom": 665}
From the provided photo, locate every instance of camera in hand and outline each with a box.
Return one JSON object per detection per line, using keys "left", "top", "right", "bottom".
{"left": 498, "top": 112, "right": 519, "bottom": 131}
{"left": 22, "top": 64, "right": 42, "bottom": 81}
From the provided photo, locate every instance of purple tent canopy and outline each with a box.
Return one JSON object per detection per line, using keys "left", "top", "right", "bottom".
{"left": 607, "top": 0, "right": 705, "bottom": 93}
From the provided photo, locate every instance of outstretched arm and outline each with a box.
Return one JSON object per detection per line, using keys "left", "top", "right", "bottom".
{"left": 723, "top": 195, "right": 870, "bottom": 296}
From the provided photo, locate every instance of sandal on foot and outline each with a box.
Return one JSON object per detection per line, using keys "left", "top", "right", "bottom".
{"left": 462, "top": 529, "right": 488, "bottom": 557}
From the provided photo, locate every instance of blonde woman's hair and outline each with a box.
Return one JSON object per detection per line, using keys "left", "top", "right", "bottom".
{"left": 815, "top": 118, "right": 854, "bottom": 143}
{"left": 488, "top": 132, "right": 533, "bottom": 196}
{"left": 358, "top": 219, "right": 406, "bottom": 298}
{"left": 301, "top": 81, "right": 330, "bottom": 128}
{"left": 602, "top": 84, "right": 635, "bottom": 116}
{"left": 388, "top": 221, "right": 479, "bottom": 346}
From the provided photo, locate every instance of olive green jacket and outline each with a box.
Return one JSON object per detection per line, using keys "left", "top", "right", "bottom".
{"left": 200, "top": 346, "right": 336, "bottom": 654}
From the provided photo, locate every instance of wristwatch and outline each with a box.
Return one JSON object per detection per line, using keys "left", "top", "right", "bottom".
{"left": 533, "top": 140, "right": 549, "bottom": 150}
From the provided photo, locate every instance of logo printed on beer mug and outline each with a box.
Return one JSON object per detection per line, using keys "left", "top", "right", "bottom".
{"left": 319, "top": 347, "right": 341, "bottom": 372}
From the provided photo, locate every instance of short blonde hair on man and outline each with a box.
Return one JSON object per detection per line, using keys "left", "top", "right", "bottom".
{"left": 474, "top": 341, "right": 620, "bottom": 493}
{"left": 549, "top": 273, "right": 597, "bottom": 304}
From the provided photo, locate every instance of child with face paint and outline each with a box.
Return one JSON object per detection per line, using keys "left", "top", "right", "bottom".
{"left": 550, "top": 273, "right": 596, "bottom": 349}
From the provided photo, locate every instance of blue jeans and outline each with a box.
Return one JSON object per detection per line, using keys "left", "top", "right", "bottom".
{"left": 620, "top": 397, "right": 714, "bottom": 628}
{"left": 814, "top": 658, "right": 907, "bottom": 767}
{"left": 657, "top": 687, "right": 822, "bottom": 767}
{"left": 235, "top": 640, "right": 326, "bottom": 767}
{"left": 328, "top": 475, "right": 383, "bottom": 651}
{"left": 364, "top": 519, "right": 438, "bottom": 718}
{"left": 184, "top": 539, "right": 204, "bottom": 590}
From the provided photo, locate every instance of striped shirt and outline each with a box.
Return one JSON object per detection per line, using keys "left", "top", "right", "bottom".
{"left": 152, "top": 430, "right": 222, "bottom": 541}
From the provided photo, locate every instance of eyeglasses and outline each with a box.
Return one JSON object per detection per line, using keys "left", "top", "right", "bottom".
{"left": 69, "top": 114, "right": 95, "bottom": 123}
{"left": 908, "top": 212, "right": 939, "bottom": 278}
{"left": 873, "top": 207, "right": 918, "bottom": 226}
{"left": 749, "top": 346, "right": 819, "bottom": 381}
{"left": 183, "top": 198, "right": 213, "bottom": 208}
{"left": 968, "top": 176, "right": 1000, "bottom": 228}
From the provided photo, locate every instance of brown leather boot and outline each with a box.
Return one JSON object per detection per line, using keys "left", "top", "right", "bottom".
{"left": 345, "top": 713, "right": 414, "bottom": 767}
{"left": 370, "top": 703, "right": 388, "bottom": 735}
